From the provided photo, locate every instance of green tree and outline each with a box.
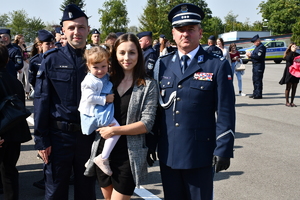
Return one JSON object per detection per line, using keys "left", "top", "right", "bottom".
{"left": 25, "top": 17, "right": 46, "bottom": 42}
{"left": 0, "top": 14, "right": 9, "bottom": 27}
{"left": 60, "top": 0, "right": 86, "bottom": 12}
{"left": 7, "top": 10, "right": 28, "bottom": 36}
{"left": 258, "top": 0, "right": 300, "bottom": 35}
{"left": 291, "top": 17, "right": 300, "bottom": 44}
{"left": 224, "top": 11, "right": 238, "bottom": 32}
{"left": 138, "top": 0, "right": 212, "bottom": 43}
{"left": 99, "top": 0, "right": 129, "bottom": 40}
{"left": 203, "top": 17, "right": 223, "bottom": 41}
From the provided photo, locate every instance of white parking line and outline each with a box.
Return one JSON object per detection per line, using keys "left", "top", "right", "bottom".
{"left": 26, "top": 116, "right": 162, "bottom": 200}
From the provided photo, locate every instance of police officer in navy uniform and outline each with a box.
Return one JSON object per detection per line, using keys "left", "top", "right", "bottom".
{"left": 29, "top": 30, "right": 55, "bottom": 88}
{"left": 153, "top": 3, "right": 235, "bottom": 200}
{"left": 137, "top": 31, "right": 158, "bottom": 77}
{"left": 0, "top": 29, "right": 23, "bottom": 78}
{"left": 206, "top": 35, "right": 223, "bottom": 57}
{"left": 90, "top": 28, "right": 101, "bottom": 46}
{"left": 33, "top": 4, "right": 96, "bottom": 199}
{"left": 246, "top": 34, "right": 266, "bottom": 99}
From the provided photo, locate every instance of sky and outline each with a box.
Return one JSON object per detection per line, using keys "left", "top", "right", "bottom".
{"left": 0, "top": 0, "right": 263, "bottom": 30}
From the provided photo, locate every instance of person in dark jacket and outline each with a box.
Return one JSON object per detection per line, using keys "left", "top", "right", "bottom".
{"left": 279, "top": 43, "right": 300, "bottom": 107}
{"left": 0, "top": 43, "right": 32, "bottom": 200}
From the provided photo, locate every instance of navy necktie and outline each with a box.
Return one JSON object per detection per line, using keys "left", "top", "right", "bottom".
{"left": 181, "top": 55, "right": 189, "bottom": 73}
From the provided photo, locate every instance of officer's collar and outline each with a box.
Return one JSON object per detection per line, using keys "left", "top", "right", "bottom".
{"left": 143, "top": 45, "right": 153, "bottom": 51}
{"left": 66, "top": 42, "right": 85, "bottom": 56}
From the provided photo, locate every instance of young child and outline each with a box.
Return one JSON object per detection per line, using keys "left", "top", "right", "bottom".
{"left": 78, "top": 45, "right": 120, "bottom": 176}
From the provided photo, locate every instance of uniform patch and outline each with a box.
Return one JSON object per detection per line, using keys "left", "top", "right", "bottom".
{"left": 147, "top": 63, "right": 154, "bottom": 70}
{"left": 197, "top": 55, "right": 204, "bottom": 63}
{"left": 162, "top": 76, "right": 171, "bottom": 79}
{"left": 228, "top": 75, "right": 232, "bottom": 80}
{"left": 16, "top": 57, "right": 22, "bottom": 64}
{"left": 194, "top": 72, "right": 213, "bottom": 81}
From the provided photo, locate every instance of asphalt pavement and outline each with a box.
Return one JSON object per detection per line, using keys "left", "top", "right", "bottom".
{"left": 2, "top": 60, "right": 300, "bottom": 200}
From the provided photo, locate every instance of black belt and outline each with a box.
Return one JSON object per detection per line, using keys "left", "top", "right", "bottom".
{"left": 52, "top": 121, "right": 81, "bottom": 132}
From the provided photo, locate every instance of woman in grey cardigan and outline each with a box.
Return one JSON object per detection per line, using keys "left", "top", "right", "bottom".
{"left": 87, "top": 33, "right": 158, "bottom": 199}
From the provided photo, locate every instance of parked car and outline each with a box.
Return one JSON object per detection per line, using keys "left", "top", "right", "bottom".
{"left": 238, "top": 39, "right": 287, "bottom": 64}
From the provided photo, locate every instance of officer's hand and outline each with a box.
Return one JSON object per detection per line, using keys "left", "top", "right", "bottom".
{"left": 147, "top": 148, "right": 157, "bottom": 167}
{"left": 213, "top": 156, "right": 230, "bottom": 173}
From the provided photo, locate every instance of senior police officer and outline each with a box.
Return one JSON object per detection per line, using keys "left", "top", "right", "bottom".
{"left": 153, "top": 3, "right": 236, "bottom": 200}
{"left": 33, "top": 4, "right": 96, "bottom": 199}
{"left": 137, "top": 31, "right": 158, "bottom": 77}
{"left": 0, "top": 29, "right": 23, "bottom": 78}
{"left": 90, "top": 28, "right": 100, "bottom": 46}
{"left": 246, "top": 34, "right": 266, "bottom": 99}
{"left": 206, "top": 35, "right": 223, "bottom": 57}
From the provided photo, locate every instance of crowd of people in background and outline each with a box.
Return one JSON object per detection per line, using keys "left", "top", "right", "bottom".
{"left": 0, "top": 2, "right": 300, "bottom": 200}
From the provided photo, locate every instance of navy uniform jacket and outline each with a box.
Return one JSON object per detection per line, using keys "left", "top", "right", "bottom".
{"left": 206, "top": 45, "right": 223, "bottom": 57}
{"left": 155, "top": 46, "right": 235, "bottom": 169}
{"left": 33, "top": 43, "right": 87, "bottom": 150}
{"left": 251, "top": 43, "right": 266, "bottom": 64}
{"left": 143, "top": 45, "right": 158, "bottom": 77}
{"left": 6, "top": 43, "right": 23, "bottom": 78}
{"left": 28, "top": 53, "right": 43, "bottom": 87}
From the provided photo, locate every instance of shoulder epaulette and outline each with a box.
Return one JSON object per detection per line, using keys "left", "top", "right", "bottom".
{"left": 43, "top": 48, "right": 58, "bottom": 58}
{"left": 211, "top": 53, "right": 226, "bottom": 61}
{"left": 160, "top": 51, "right": 175, "bottom": 58}
{"left": 30, "top": 53, "right": 39, "bottom": 61}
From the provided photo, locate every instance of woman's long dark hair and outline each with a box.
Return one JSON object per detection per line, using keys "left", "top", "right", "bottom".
{"left": 283, "top": 43, "right": 296, "bottom": 59}
{"left": 110, "top": 33, "right": 147, "bottom": 89}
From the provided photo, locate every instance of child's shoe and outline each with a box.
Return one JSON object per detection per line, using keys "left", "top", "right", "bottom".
{"left": 93, "top": 154, "right": 112, "bottom": 176}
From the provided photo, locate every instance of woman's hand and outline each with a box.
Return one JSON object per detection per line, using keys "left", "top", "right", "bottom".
{"left": 97, "top": 123, "right": 116, "bottom": 139}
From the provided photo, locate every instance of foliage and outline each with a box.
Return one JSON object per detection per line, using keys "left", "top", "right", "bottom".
{"left": 0, "top": 14, "right": 9, "bottom": 28}
{"left": 258, "top": 0, "right": 300, "bottom": 35}
{"left": 99, "top": 0, "right": 129, "bottom": 40}
{"left": 291, "top": 17, "right": 300, "bottom": 44}
{"left": 60, "top": 0, "right": 86, "bottom": 12}
{"left": 5, "top": 10, "right": 45, "bottom": 42}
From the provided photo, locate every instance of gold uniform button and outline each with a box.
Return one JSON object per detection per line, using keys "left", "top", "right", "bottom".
{"left": 175, "top": 110, "right": 180, "bottom": 114}
{"left": 175, "top": 123, "right": 179, "bottom": 127}
{"left": 178, "top": 85, "right": 182, "bottom": 88}
{"left": 176, "top": 97, "right": 181, "bottom": 101}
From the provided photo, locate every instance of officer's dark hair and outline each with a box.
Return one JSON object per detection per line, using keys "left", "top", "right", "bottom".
{"left": 105, "top": 33, "right": 117, "bottom": 42}
{"left": 84, "top": 45, "right": 111, "bottom": 69}
{"left": 0, "top": 44, "right": 9, "bottom": 69}
{"left": 110, "top": 33, "right": 146, "bottom": 90}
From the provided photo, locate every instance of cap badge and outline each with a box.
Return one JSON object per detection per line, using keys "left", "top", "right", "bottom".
{"left": 68, "top": 12, "right": 73, "bottom": 18}
{"left": 181, "top": 5, "right": 188, "bottom": 13}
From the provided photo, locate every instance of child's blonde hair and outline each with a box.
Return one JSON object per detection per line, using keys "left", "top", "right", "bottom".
{"left": 84, "top": 45, "right": 111, "bottom": 67}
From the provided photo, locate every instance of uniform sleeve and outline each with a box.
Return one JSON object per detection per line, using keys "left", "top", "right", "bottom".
{"left": 28, "top": 58, "right": 38, "bottom": 87}
{"left": 12, "top": 48, "right": 24, "bottom": 71}
{"left": 33, "top": 58, "right": 52, "bottom": 150}
{"left": 251, "top": 46, "right": 266, "bottom": 62}
{"left": 214, "top": 60, "right": 236, "bottom": 158}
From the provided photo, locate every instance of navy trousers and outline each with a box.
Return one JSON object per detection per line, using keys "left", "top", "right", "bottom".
{"left": 160, "top": 161, "right": 214, "bottom": 200}
{"left": 252, "top": 63, "right": 265, "bottom": 97}
{"left": 44, "top": 129, "right": 96, "bottom": 200}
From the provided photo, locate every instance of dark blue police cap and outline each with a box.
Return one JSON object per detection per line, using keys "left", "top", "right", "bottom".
{"left": 116, "top": 32, "right": 125, "bottom": 37}
{"left": 136, "top": 31, "right": 152, "bottom": 39}
{"left": 251, "top": 34, "right": 260, "bottom": 43}
{"left": 208, "top": 35, "right": 216, "bottom": 41}
{"left": 160, "top": 34, "right": 165, "bottom": 39}
{"left": 61, "top": 4, "right": 88, "bottom": 25}
{"left": 0, "top": 28, "right": 11, "bottom": 35}
{"left": 38, "top": 30, "right": 55, "bottom": 42}
{"left": 168, "top": 3, "right": 205, "bottom": 27}
{"left": 91, "top": 29, "right": 100, "bottom": 35}
{"left": 55, "top": 27, "right": 64, "bottom": 35}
